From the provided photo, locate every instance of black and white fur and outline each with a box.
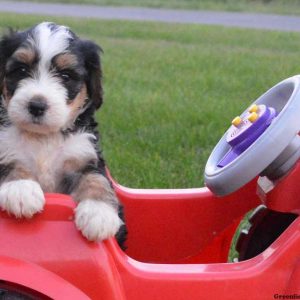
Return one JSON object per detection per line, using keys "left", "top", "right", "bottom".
{"left": 0, "top": 22, "right": 126, "bottom": 244}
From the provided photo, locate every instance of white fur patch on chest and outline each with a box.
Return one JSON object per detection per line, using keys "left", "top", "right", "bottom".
{"left": 0, "top": 127, "right": 98, "bottom": 192}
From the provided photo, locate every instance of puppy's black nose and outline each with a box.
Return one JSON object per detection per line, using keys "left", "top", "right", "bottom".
{"left": 28, "top": 101, "right": 48, "bottom": 117}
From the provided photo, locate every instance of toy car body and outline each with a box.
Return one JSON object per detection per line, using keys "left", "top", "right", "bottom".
{"left": 0, "top": 165, "right": 299, "bottom": 299}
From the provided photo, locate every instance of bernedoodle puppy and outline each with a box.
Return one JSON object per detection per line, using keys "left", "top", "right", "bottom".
{"left": 0, "top": 22, "right": 126, "bottom": 245}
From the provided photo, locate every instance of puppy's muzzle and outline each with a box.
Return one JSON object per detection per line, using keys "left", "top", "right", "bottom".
{"left": 28, "top": 99, "right": 48, "bottom": 118}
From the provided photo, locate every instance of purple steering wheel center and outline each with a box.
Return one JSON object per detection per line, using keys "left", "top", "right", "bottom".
{"left": 218, "top": 104, "right": 277, "bottom": 168}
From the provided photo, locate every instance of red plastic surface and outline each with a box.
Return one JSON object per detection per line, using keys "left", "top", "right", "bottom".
{"left": 0, "top": 171, "right": 298, "bottom": 299}
{"left": 265, "top": 161, "right": 300, "bottom": 213}
{"left": 111, "top": 178, "right": 260, "bottom": 263}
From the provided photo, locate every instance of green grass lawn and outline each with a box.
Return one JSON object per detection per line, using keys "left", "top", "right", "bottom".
{"left": 1, "top": 14, "right": 300, "bottom": 188}
{"left": 15, "top": 0, "right": 300, "bottom": 16}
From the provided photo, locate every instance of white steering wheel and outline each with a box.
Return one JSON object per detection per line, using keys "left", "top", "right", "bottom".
{"left": 205, "top": 75, "right": 300, "bottom": 196}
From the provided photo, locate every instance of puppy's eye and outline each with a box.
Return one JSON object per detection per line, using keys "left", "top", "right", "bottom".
{"left": 60, "top": 72, "right": 71, "bottom": 82}
{"left": 8, "top": 65, "right": 29, "bottom": 77}
{"left": 18, "top": 67, "right": 28, "bottom": 74}
{"left": 57, "top": 69, "right": 80, "bottom": 83}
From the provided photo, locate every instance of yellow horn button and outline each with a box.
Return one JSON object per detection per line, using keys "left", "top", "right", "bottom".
{"left": 249, "top": 104, "right": 259, "bottom": 113}
{"left": 248, "top": 112, "right": 259, "bottom": 123}
{"left": 232, "top": 116, "right": 242, "bottom": 127}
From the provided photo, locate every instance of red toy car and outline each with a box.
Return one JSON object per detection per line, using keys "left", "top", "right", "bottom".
{"left": 1, "top": 76, "right": 300, "bottom": 299}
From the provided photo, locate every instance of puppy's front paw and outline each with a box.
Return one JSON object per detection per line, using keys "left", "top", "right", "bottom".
{"left": 75, "top": 199, "right": 122, "bottom": 242}
{"left": 0, "top": 180, "right": 45, "bottom": 218}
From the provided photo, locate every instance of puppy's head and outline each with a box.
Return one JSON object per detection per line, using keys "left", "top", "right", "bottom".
{"left": 0, "top": 22, "right": 102, "bottom": 134}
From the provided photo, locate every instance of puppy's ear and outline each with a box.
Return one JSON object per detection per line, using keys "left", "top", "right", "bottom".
{"left": 0, "top": 29, "right": 25, "bottom": 94}
{"left": 79, "top": 40, "right": 103, "bottom": 110}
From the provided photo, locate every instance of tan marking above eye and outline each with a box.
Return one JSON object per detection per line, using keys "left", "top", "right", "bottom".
{"left": 55, "top": 53, "right": 78, "bottom": 69}
{"left": 13, "top": 47, "right": 36, "bottom": 65}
